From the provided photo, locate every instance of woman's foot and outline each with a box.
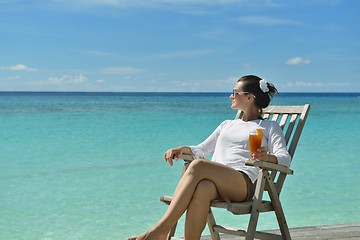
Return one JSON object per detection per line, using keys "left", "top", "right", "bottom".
{"left": 127, "top": 230, "right": 167, "bottom": 240}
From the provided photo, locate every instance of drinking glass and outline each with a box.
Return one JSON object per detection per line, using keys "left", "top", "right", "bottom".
{"left": 249, "top": 129, "right": 262, "bottom": 154}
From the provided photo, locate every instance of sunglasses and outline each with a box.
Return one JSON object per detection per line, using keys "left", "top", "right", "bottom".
{"left": 231, "top": 89, "right": 256, "bottom": 98}
{"left": 232, "top": 89, "right": 249, "bottom": 96}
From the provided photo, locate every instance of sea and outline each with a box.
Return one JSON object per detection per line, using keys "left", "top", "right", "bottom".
{"left": 1, "top": 92, "right": 359, "bottom": 240}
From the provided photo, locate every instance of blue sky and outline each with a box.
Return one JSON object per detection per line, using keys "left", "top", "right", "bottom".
{"left": 0, "top": 0, "right": 359, "bottom": 92}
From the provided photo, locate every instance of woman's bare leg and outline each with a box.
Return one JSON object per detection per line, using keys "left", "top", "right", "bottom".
{"left": 184, "top": 180, "right": 218, "bottom": 239}
{"left": 184, "top": 161, "right": 248, "bottom": 239}
{"left": 127, "top": 159, "right": 248, "bottom": 240}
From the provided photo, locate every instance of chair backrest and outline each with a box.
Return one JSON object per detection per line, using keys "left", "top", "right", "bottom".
{"left": 235, "top": 104, "right": 311, "bottom": 159}
{"left": 236, "top": 104, "right": 311, "bottom": 193}
{"left": 261, "top": 105, "right": 310, "bottom": 159}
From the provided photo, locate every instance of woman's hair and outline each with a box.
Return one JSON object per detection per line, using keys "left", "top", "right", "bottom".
{"left": 237, "top": 75, "right": 278, "bottom": 109}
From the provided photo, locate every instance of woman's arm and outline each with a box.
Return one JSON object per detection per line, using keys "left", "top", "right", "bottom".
{"left": 164, "top": 146, "right": 193, "bottom": 166}
{"left": 164, "top": 120, "right": 230, "bottom": 166}
{"left": 251, "top": 147, "right": 278, "bottom": 164}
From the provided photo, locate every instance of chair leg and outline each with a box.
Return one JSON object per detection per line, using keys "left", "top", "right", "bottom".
{"left": 245, "top": 170, "right": 267, "bottom": 240}
{"left": 166, "top": 222, "right": 177, "bottom": 240}
{"left": 264, "top": 172, "right": 291, "bottom": 240}
{"left": 207, "top": 208, "right": 221, "bottom": 240}
{"left": 274, "top": 202, "right": 291, "bottom": 240}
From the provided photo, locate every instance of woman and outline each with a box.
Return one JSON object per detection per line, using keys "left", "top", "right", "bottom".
{"left": 127, "top": 75, "right": 291, "bottom": 240}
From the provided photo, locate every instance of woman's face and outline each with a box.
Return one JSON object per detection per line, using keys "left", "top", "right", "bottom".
{"left": 230, "top": 81, "right": 250, "bottom": 110}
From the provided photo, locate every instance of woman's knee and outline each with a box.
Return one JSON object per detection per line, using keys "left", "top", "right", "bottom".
{"left": 187, "top": 159, "right": 207, "bottom": 174}
{"left": 192, "top": 180, "right": 218, "bottom": 202}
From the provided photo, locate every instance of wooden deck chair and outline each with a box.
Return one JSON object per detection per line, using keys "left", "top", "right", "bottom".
{"left": 160, "top": 104, "right": 311, "bottom": 240}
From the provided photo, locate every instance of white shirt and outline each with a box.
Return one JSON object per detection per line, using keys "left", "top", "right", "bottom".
{"left": 189, "top": 119, "right": 291, "bottom": 183}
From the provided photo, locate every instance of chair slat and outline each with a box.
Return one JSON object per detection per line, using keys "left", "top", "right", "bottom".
{"left": 288, "top": 104, "right": 311, "bottom": 158}
{"left": 271, "top": 113, "right": 279, "bottom": 121}
{"left": 278, "top": 114, "right": 289, "bottom": 130}
{"left": 284, "top": 114, "right": 298, "bottom": 145}
{"left": 263, "top": 105, "right": 306, "bottom": 114}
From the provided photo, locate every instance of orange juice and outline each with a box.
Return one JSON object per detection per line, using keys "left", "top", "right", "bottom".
{"left": 249, "top": 129, "right": 263, "bottom": 154}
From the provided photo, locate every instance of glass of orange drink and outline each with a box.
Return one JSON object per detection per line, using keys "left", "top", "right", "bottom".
{"left": 249, "top": 129, "right": 263, "bottom": 154}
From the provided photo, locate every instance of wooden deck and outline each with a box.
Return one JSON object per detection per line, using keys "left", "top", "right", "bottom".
{"left": 173, "top": 223, "right": 360, "bottom": 240}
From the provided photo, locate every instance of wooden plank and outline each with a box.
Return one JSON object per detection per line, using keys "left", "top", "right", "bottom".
{"left": 172, "top": 223, "right": 360, "bottom": 240}
{"left": 245, "top": 159, "right": 293, "bottom": 175}
{"left": 288, "top": 104, "right": 310, "bottom": 157}
{"left": 263, "top": 171, "right": 291, "bottom": 239}
{"left": 278, "top": 114, "right": 289, "bottom": 130}
{"left": 245, "top": 170, "right": 267, "bottom": 239}
{"left": 267, "top": 223, "right": 360, "bottom": 240}
{"left": 207, "top": 208, "right": 221, "bottom": 240}
{"left": 264, "top": 105, "right": 306, "bottom": 114}
{"left": 284, "top": 113, "right": 298, "bottom": 146}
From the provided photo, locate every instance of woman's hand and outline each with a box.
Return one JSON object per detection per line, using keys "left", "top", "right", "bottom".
{"left": 164, "top": 146, "right": 191, "bottom": 166}
{"left": 250, "top": 147, "right": 278, "bottom": 164}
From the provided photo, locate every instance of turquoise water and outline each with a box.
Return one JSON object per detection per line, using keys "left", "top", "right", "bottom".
{"left": 1, "top": 92, "right": 359, "bottom": 240}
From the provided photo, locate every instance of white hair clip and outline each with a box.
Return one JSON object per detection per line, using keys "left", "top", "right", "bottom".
{"left": 259, "top": 79, "right": 269, "bottom": 93}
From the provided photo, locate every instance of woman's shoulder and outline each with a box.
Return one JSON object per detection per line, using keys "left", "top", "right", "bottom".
{"left": 219, "top": 119, "right": 234, "bottom": 126}
{"left": 217, "top": 119, "right": 240, "bottom": 129}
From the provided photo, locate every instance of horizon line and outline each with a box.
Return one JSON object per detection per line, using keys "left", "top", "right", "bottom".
{"left": 0, "top": 91, "right": 360, "bottom": 94}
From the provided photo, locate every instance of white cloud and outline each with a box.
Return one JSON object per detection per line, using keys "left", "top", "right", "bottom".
{"left": 287, "top": 81, "right": 323, "bottom": 87}
{"left": 173, "top": 80, "right": 194, "bottom": 87}
{"left": 285, "top": 57, "right": 310, "bottom": 65}
{"left": 286, "top": 81, "right": 353, "bottom": 88}
{"left": 237, "top": 16, "right": 301, "bottom": 26}
{"left": 101, "top": 66, "right": 145, "bottom": 75}
{"left": 45, "top": 74, "right": 87, "bottom": 84}
{"left": 0, "top": 64, "right": 38, "bottom": 72}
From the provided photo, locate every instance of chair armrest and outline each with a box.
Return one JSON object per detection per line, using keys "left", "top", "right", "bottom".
{"left": 178, "top": 155, "right": 293, "bottom": 174}
{"left": 179, "top": 153, "right": 195, "bottom": 162}
{"left": 245, "top": 159, "right": 294, "bottom": 175}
